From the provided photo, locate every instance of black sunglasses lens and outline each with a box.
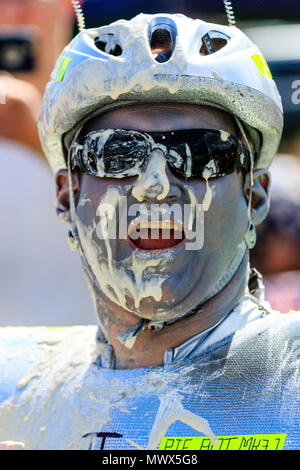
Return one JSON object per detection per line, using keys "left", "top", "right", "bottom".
{"left": 77, "top": 139, "right": 98, "bottom": 174}
{"left": 103, "top": 132, "right": 148, "bottom": 174}
{"left": 190, "top": 132, "right": 237, "bottom": 177}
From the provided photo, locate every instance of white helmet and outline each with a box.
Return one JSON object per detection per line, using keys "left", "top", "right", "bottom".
{"left": 38, "top": 13, "right": 283, "bottom": 174}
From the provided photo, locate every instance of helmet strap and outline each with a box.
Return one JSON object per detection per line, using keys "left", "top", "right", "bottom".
{"left": 67, "top": 137, "right": 104, "bottom": 292}
{"left": 234, "top": 116, "right": 257, "bottom": 249}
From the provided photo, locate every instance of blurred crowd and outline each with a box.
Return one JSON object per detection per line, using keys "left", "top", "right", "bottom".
{"left": 0, "top": 0, "right": 95, "bottom": 326}
{"left": 251, "top": 154, "right": 300, "bottom": 312}
{"left": 246, "top": 23, "right": 300, "bottom": 313}
{"left": 0, "top": 0, "right": 299, "bottom": 326}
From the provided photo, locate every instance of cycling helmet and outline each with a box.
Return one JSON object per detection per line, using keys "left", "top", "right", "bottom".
{"left": 38, "top": 13, "right": 283, "bottom": 174}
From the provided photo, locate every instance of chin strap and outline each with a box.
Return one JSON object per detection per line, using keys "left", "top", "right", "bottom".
{"left": 66, "top": 136, "right": 106, "bottom": 295}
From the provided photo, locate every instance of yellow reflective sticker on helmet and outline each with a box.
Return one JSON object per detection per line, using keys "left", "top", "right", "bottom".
{"left": 160, "top": 433, "right": 286, "bottom": 450}
{"left": 55, "top": 57, "right": 72, "bottom": 82}
{"left": 252, "top": 54, "right": 272, "bottom": 78}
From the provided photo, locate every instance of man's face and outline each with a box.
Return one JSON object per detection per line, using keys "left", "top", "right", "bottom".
{"left": 73, "top": 104, "right": 249, "bottom": 322}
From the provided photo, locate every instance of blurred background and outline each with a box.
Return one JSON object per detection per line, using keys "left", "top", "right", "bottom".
{"left": 0, "top": 0, "right": 299, "bottom": 326}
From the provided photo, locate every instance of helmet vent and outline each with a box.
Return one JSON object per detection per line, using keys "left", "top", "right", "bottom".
{"left": 200, "top": 31, "right": 230, "bottom": 55}
{"left": 150, "top": 28, "right": 173, "bottom": 63}
{"left": 94, "top": 34, "right": 122, "bottom": 57}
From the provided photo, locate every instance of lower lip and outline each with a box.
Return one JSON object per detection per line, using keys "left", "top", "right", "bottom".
{"left": 127, "top": 228, "right": 186, "bottom": 251}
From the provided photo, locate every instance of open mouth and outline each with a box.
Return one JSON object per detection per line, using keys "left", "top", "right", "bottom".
{"left": 127, "top": 220, "right": 186, "bottom": 251}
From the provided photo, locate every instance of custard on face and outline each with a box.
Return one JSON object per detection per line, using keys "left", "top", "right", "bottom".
{"left": 75, "top": 104, "right": 249, "bottom": 321}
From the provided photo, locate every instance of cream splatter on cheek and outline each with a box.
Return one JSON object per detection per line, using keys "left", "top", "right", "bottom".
{"left": 201, "top": 160, "right": 218, "bottom": 213}
{"left": 202, "top": 167, "right": 213, "bottom": 213}
{"left": 78, "top": 186, "right": 173, "bottom": 317}
{"left": 184, "top": 185, "right": 198, "bottom": 232}
{"left": 184, "top": 176, "right": 215, "bottom": 234}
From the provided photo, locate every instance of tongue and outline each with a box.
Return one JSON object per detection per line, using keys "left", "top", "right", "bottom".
{"left": 129, "top": 228, "right": 185, "bottom": 250}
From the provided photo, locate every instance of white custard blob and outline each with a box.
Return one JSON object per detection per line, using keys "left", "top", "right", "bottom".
{"left": 78, "top": 187, "right": 172, "bottom": 318}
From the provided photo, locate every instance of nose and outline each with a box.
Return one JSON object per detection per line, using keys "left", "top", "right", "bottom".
{"left": 132, "top": 148, "right": 182, "bottom": 202}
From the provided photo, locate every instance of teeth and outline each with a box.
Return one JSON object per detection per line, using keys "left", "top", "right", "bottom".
{"left": 135, "top": 220, "right": 182, "bottom": 230}
{"left": 127, "top": 219, "right": 185, "bottom": 241}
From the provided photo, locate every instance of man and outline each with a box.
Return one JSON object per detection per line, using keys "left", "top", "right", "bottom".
{"left": 0, "top": 13, "right": 299, "bottom": 451}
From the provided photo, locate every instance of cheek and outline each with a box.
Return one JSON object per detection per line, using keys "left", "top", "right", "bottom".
{"left": 214, "top": 173, "right": 248, "bottom": 242}
{"left": 218, "top": 173, "right": 246, "bottom": 211}
{"left": 76, "top": 174, "right": 137, "bottom": 228}
{"left": 188, "top": 173, "right": 246, "bottom": 210}
{"left": 193, "top": 173, "right": 248, "bottom": 245}
{"left": 77, "top": 176, "right": 107, "bottom": 225}
{"left": 75, "top": 178, "right": 121, "bottom": 265}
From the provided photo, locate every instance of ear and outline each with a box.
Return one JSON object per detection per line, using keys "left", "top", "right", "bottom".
{"left": 55, "top": 169, "right": 79, "bottom": 223}
{"left": 243, "top": 169, "right": 271, "bottom": 226}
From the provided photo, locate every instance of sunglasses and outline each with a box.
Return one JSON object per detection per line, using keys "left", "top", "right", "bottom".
{"left": 70, "top": 128, "right": 250, "bottom": 179}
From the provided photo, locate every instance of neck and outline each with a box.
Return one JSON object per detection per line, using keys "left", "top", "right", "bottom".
{"left": 89, "top": 252, "right": 249, "bottom": 369}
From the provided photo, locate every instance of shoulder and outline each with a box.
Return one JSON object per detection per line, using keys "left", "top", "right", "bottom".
{"left": 267, "top": 310, "right": 300, "bottom": 352}
{"left": 0, "top": 326, "right": 98, "bottom": 404}
{"left": 237, "top": 293, "right": 300, "bottom": 337}
{"left": 227, "top": 309, "right": 300, "bottom": 370}
{"left": 260, "top": 309, "right": 300, "bottom": 335}
{"left": 0, "top": 325, "right": 98, "bottom": 347}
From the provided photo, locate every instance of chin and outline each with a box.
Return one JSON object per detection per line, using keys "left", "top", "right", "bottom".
{"left": 121, "top": 281, "right": 195, "bottom": 323}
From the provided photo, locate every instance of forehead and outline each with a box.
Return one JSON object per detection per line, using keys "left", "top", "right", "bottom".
{"left": 81, "top": 104, "right": 237, "bottom": 135}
